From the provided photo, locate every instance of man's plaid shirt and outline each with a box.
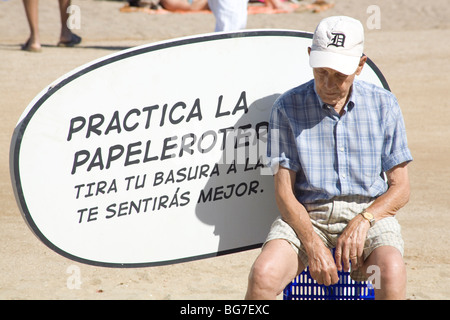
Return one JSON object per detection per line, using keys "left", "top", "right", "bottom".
{"left": 267, "top": 79, "right": 413, "bottom": 204}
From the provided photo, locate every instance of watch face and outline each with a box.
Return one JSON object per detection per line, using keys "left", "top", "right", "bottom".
{"left": 363, "top": 212, "right": 374, "bottom": 220}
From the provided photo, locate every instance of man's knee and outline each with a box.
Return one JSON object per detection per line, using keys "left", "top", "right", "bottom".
{"left": 246, "top": 239, "right": 303, "bottom": 299}
{"left": 371, "top": 248, "right": 405, "bottom": 279}
{"left": 248, "top": 259, "right": 280, "bottom": 292}
{"left": 365, "top": 246, "right": 406, "bottom": 299}
{"left": 379, "top": 256, "right": 406, "bottom": 287}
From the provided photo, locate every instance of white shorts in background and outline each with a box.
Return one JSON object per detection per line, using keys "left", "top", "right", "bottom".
{"left": 208, "top": 0, "right": 249, "bottom": 32}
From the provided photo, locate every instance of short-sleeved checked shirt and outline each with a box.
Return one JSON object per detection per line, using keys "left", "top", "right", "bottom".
{"left": 267, "top": 79, "right": 413, "bottom": 204}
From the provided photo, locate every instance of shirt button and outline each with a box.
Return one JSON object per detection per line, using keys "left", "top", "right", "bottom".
{"left": 342, "top": 174, "right": 346, "bottom": 179}
{"left": 339, "top": 147, "right": 344, "bottom": 152}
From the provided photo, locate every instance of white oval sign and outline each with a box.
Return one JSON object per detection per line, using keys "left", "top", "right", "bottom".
{"left": 10, "top": 30, "right": 389, "bottom": 267}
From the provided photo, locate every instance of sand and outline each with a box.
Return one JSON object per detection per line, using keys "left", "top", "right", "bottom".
{"left": 0, "top": 0, "right": 449, "bottom": 300}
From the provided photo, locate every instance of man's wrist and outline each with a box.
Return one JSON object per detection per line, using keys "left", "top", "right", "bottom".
{"left": 360, "top": 210, "right": 376, "bottom": 227}
{"left": 302, "top": 233, "right": 327, "bottom": 256}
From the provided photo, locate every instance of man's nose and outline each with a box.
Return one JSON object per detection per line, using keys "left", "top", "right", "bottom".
{"left": 324, "top": 76, "right": 336, "bottom": 89}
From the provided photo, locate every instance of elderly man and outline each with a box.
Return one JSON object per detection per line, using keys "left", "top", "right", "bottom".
{"left": 245, "top": 16, "right": 413, "bottom": 300}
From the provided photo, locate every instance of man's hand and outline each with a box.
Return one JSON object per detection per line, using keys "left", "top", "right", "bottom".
{"left": 335, "top": 214, "right": 370, "bottom": 272}
{"left": 306, "top": 240, "right": 339, "bottom": 286}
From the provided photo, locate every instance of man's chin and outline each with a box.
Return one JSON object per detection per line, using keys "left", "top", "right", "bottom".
{"left": 322, "top": 98, "right": 338, "bottom": 106}
{"left": 318, "top": 93, "right": 339, "bottom": 106}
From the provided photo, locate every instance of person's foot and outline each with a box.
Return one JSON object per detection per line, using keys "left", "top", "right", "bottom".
{"left": 57, "top": 33, "right": 82, "bottom": 47}
{"left": 310, "top": 0, "right": 334, "bottom": 13}
{"left": 21, "top": 39, "right": 41, "bottom": 52}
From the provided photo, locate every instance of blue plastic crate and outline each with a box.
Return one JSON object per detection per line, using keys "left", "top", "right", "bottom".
{"left": 283, "top": 266, "right": 375, "bottom": 300}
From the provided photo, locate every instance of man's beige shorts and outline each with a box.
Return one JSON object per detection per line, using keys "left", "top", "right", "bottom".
{"left": 264, "top": 195, "right": 404, "bottom": 281}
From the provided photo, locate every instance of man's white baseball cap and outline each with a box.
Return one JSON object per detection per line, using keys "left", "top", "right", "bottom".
{"left": 309, "top": 16, "right": 364, "bottom": 75}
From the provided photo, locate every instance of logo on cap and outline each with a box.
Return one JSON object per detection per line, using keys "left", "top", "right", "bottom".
{"left": 327, "top": 32, "right": 346, "bottom": 48}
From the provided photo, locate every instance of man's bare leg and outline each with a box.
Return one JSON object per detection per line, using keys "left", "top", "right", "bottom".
{"left": 362, "top": 246, "right": 406, "bottom": 300}
{"left": 246, "top": 239, "right": 305, "bottom": 299}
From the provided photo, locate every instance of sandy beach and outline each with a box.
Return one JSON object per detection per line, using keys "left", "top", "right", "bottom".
{"left": 0, "top": 0, "right": 449, "bottom": 300}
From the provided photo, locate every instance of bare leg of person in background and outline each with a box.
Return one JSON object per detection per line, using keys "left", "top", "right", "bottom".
{"left": 22, "top": 0, "right": 41, "bottom": 52}
{"left": 58, "top": 0, "right": 75, "bottom": 44}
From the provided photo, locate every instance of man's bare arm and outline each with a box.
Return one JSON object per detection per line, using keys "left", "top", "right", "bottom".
{"left": 274, "top": 166, "right": 339, "bottom": 285}
{"left": 365, "top": 162, "right": 411, "bottom": 220}
{"left": 335, "top": 162, "right": 411, "bottom": 271}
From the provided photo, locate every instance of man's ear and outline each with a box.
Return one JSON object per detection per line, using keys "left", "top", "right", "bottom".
{"left": 355, "top": 55, "right": 368, "bottom": 75}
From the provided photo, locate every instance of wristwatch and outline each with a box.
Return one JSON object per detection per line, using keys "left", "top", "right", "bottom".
{"left": 360, "top": 210, "right": 376, "bottom": 227}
